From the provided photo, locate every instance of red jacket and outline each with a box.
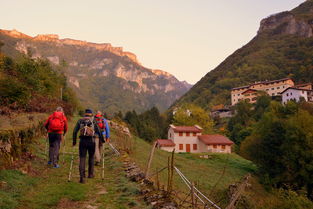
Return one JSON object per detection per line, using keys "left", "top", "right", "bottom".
{"left": 44, "top": 111, "right": 68, "bottom": 134}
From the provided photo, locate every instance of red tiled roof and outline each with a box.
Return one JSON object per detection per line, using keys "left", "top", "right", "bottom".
{"left": 170, "top": 125, "right": 202, "bottom": 133}
{"left": 281, "top": 87, "right": 312, "bottom": 94}
{"left": 241, "top": 89, "right": 258, "bottom": 95}
{"left": 156, "top": 139, "right": 175, "bottom": 147}
{"left": 198, "top": 135, "right": 234, "bottom": 145}
{"left": 232, "top": 78, "right": 293, "bottom": 91}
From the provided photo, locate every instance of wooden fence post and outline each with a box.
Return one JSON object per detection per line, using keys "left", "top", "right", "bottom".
{"left": 145, "top": 141, "right": 157, "bottom": 178}
{"left": 191, "top": 182, "right": 195, "bottom": 209}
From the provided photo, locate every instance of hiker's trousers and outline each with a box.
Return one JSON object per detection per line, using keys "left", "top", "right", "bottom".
{"left": 94, "top": 136, "right": 103, "bottom": 163}
{"left": 48, "top": 133, "right": 62, "bottom": 166}
{"left": 79, "top": 137, "right": 95, "bottom": 177}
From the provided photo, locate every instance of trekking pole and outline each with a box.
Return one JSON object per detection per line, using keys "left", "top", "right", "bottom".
{"left": 68, "top": 151, "right": 74, "bottom": 182}
{"left": 101, "top": 144, "right": 105, "bottom": 180}
{"left": 109, "top": 143, "right": 120, "bottom": 156}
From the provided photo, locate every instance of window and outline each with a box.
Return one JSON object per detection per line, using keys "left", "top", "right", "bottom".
{"left": 222, "top": 145, "right": 226, "bottom": 149}
{"left": 266, "top": 89, "right": 269, "bottom": 91}
{"left": 271, "top": 88, "right": 274, "bottom": 90}
{"left": 193, "top": 133, "right": 197, "bottom": 136}
{"left": 179, "top": 132, "right": 183, "bottom": 136}
{"left": 287, "top": 93, "right": 289, "bottom": 96}
{"left": 272, "top": 93, "right": 275, "bottom": 96}
{"left": 237, "top": 94, "right": 240, "bottom": 96}
{"left": 193, "top": 144, "right": 197, "bottom": 150}
{"left": 283, "top": 86, "right": 285, "bottom": 88}
{"left": 186, "top": 132, "right": 190, "bottom": 136}
{"left": 179, "top": 144, "right": 183, "bottom": 150}
{"left": 302, "top": 91, "right": 305, "bottom": 94}
{"left": 291, "top": 92, "right": 292, "bottom": 96}
{"left": 213, "top": 145, "right": 217, "bottom": 149}
{"left": 277, "top": 87, "right": 280, "bottom": 89}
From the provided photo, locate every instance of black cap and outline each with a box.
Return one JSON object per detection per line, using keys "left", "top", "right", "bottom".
{"left": 85, "top": 109, "right": 93, "bottom": 114}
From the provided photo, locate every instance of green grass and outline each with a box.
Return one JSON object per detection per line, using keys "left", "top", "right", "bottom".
{"left": 0, "top": 170, "right": 38, "bottom": 209}
{"left": 0, "top": 113, "right": 48, "bottom": 131}
{"left": 0, "top": 116, "right": 150, "bottom": 209}
{"left": 127, "top": 135, "right": 256, "bottom": 207}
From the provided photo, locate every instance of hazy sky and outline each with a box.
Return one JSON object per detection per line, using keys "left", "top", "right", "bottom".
{"left": 1, "top": 0, "right": 305, "bottom": 84}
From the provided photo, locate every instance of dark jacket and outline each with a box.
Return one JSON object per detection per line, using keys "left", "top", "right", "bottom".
{"left": 72, "top": 116, "right": 104, "bottom": 145}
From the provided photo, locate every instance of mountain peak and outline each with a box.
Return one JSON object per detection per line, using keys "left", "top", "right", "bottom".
{"left": 34, "top": 34, "right": 59, "bottom": 41}
{"left": 0, "top": 29, "right": 30, "bottom": 38}
{"left": 258, "top": 11, "right": 312, "bottom": 37}
{"left": 152, "top": 69, "right": 173, "bottom": 77}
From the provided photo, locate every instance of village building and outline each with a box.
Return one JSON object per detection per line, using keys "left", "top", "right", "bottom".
{"left": 156, "top": 125, "right": 234, "bottom": 153}
{"left": 281, "top": 86, "right": 313, "bottom": 104}
{"left": 210, "top": 104, "right": 232, "bottom": 118}
{"left": 231, "top": 78, "right": 294, "bottom": 105}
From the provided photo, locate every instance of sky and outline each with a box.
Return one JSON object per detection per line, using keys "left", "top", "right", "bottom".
{"left": 1, "top": 0, "right": 305, "bottom": 84}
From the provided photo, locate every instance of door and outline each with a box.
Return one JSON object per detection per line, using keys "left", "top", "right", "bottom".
{"left": 186, "top": 144, "right": 191, "bottom": 153}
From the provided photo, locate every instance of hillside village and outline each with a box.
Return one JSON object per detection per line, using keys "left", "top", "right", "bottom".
{"left": 212, "top": 78, "right": 313, "bottom": 119}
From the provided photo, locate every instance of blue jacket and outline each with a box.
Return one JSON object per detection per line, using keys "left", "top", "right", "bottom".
{"left": 102, "top": 119, "right": 110, "bottom": 139}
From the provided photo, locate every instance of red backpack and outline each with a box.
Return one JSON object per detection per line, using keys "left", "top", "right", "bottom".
{"left": 94, "top": 114, "right": 105, "bottom": 130}
{"left": 49, "top": 112, "right": 65, "bottom": 132}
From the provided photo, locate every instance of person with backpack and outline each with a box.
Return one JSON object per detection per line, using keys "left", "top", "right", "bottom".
{"left": 72, "top": 109, "right": 104, "bottom": 183}
{"left": 94, "top": 111, "right": 110, "bottom": 166}
{"left": 44, "top": 106, "right": 68, "bottom": 168}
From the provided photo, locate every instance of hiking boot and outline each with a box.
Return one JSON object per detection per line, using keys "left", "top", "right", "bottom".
{"left": 79, "top": 177, "right": 85, "bottom": 184}
{"left": 53, "top": 164, "right": 60, "bottom": 168}
{"left": 88, "top": 174, "right": 94, "bottom": 178}
{"left": 47, "top": 161, "right": 52, "bottom": 165}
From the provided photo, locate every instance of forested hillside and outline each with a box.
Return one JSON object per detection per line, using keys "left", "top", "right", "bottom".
{"left": 174, "top": 0, "right": 313, "bottom": 109}
{"left": 0, "top": 43, "right": 79, "bottom": 115}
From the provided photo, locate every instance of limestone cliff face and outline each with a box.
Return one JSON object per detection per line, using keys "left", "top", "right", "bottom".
{"left": 1, "top": 29, "right": 139, "bottom": 64}
{"left": 258, "top": 11, "right": 312, "bottom": 37}
{"left": 0, "top": 29, "right": 192, "bottom": 113}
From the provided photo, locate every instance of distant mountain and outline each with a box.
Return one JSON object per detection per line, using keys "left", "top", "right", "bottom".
{"left": 173, "top": 0, "right": 313, "bottom": 109}
{"left": 0, "top": 29, "right": 192, "bottom": 114}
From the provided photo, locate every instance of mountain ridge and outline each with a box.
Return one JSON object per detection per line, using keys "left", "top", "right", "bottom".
{"left": 0, "top": 29, "right": 192, "bottom": 113}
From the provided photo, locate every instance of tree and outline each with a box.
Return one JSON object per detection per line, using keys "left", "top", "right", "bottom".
{"left": 172, "top": 103, "right": 214, "bottom": 134}
{"left": 240, "top": 101, "right": 313, "bottom": 200}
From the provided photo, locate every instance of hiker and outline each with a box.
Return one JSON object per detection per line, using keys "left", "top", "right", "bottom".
{"left": 94, "top": 111, "right": 110, "bottom": 166}
{"left": 72, "top": 109, "right": 104, "bottom": 183}
{"left": 44, "top": 106, "right": 68, "bottom": 168}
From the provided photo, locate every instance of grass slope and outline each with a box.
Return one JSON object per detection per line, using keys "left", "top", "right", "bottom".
{"left": 128, "top": 136, "right": 256, "bottom": 207}
{"left": 0, "top": 117, "right": 150, "bottom": 209}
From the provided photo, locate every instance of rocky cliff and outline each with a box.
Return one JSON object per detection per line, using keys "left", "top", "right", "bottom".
{"left": 0, "top": 29, "right": 192, "bottom": 113}
{"left": 258, "top": 11, "right": 312, "bottom": 37}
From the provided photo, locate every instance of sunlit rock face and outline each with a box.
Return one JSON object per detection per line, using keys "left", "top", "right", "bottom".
{"left": 0, "top": 29, "right": 192, "bottom": 113}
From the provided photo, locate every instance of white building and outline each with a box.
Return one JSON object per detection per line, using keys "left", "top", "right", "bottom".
{"left": 231, "top": 78, "right": 294, "bottom": 105}
{"left": 281, "top": 87, "right": 313, "bottom": 104}
{"left": 156, "top": 125, "right": 234, "bottom": 153}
